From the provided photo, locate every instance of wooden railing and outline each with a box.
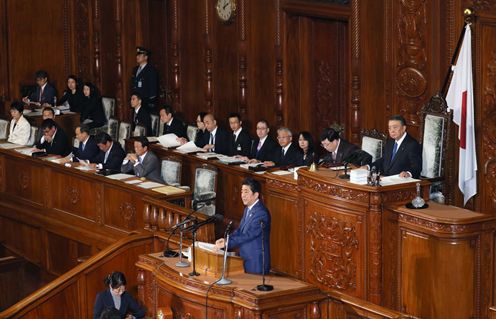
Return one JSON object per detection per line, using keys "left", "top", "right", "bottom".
{"left": 0, "top": 233, "right": 155, "bottom": 319}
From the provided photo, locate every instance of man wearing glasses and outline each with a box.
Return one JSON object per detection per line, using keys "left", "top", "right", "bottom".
{"left": 263, "top": 127, "right": 303, "bottom": 167}
{"left": 34, "top": 119, "right": 71, "bottom": 156}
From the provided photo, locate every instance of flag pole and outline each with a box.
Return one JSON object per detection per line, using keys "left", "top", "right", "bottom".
{"left": 441, "top": 8, "right": 475, "bottom": 97}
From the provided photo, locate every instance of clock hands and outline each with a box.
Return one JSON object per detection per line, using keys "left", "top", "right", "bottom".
{"left": 223, "top": 1, "right": 229, "bottom": 10}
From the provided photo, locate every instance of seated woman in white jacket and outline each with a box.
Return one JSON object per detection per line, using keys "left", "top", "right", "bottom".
{"left": 7, "top": 101, "right": 31, "bottom": 146}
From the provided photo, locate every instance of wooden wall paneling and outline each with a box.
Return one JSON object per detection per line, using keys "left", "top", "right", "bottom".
{"left": 91, "top": 0, "right": 102, "bottom": 90}
{"left": 0, "top": 216, "right": 43, "bottom": 267}
{"left": 73, "top": 0, "right": 94, "bottom": 81}
{"left": 238, "top": 0, "right": 247, "bottom": 121}
{"left": 204, "top": 0, "right": 214, "bottom": 114}
{"left": 98, "top": 0, "right": 118, "bottom": 109}
{"left": 45, "top": 231, "right": 92, "bottom": 276}
{"left": 0, "top": 0, "right": 9, "bottom": 103}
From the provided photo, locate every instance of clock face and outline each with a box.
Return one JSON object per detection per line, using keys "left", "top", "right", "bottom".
{"left": 216, "top": 0, "right": 236, "bottom": 22}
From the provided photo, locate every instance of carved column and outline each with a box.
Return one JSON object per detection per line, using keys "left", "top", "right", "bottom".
{"left": 114, "top": 0, "right": 125, "bottom": 119}
{"left": 92, "top": 0, "right": 102, "bottom": 89}
{"left": 350, "top": 0, "right": 361, "bottom": 143}
{"left": 0, "top": 0, "right": 9, "bottom": 101}
{"left": 205, "top": 0, "right": 213, "bottom": 111}
{"left": 172, "top": 0, "right": 181, "bottom": 109}
{"left": 239, "top": 0, "right": 247, "bottom": 117}
{"left": 275, "top": 0, "right": 284, "bottom": 127}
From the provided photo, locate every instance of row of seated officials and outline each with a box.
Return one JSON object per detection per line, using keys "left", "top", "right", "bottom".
{"left": 6, "top": 94, "right": 423, "bottom": 180}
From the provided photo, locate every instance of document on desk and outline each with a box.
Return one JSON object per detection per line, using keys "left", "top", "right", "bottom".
{"left": 0, "top": 142, "right": 23, "bottom": 149}
{"left": 105, "top": 173, "right": 136, "bottom": 180}
{"left": 125, "top": 179, "right": 142, "bottom": 184}
{"left": 157, "top": 133, "right": 180, "bottom": 148}
{"left": 271, "top": 170, "right": 293, "bottom": 176}
{"left": 14, "top": 148, "right": 35, "bottom": 156}
{"left": 146, "top": 136, "right": 159, "bottom": 143}
{"left": 195, "top": 152, "right": 218, "bottom": 160}
{"left": 152, "top": 185, "right": 186, "bottom": 195}
{"left": 175, "top": 141, "right": 204, "bottom": 153}
{"left": 137, "top": 181, "right": 165, "bottom": 189}
{"left": 75, "top": 165, "right": 93, "bottom": 171}
{"left": 380, "top": 174, "right": 420, "bottom": 186}
{"left": 217, "top": 155, "right": 246, "bottom": 165}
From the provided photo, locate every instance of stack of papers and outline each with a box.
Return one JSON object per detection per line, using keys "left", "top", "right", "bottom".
{"left": 15, "top": 148, "right": 35, "bottom": 156}
{"left": 216, "top": 155, "right": 246, "bottom": 165}
{"left": 105, "top": 173, "right": 136, "bottom": 180}
{"left": 196, "top": 152, "right": 218, "bottom": 160}
{"left": 0, "top": 143, "right": 22, "bottom": 149}
{"left": 349, "top": 168, "right": 368, "bottom": 185}
{"left": 157, "top": 133, "right": 180, "bottom": 148}
{"left": 137, "top": 181, "right": 165, "bottom": 189}
{"left": 175, "top": 141, "right": 204, "bottom": 153}
{"left": 380, "top": 174, "right": 420, "bottom": 186}
{"left": 152, "top": 186, "right": 186, "bottom": 195}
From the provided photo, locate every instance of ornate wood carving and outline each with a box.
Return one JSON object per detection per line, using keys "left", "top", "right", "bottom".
{"left": 92, "top": 0, "right": 102, "bottom": 88}
{"left": 114, "top": 0, "right": 124, "bottom": 118}
{"left": 350, "top": 0, "right": 361, "bottom": 143}
{"left": 66, "top": 186, "right": 80, "bottom": 205}
{"left": 299, "top": 175, "right": 369, "bottom": 203}
{"left": 367, "top": 210, "right": 382, "bottom": 302}
{"left": 62, "top": 0, "right": 71, "bottom": 76}
{"left": 306, "top": 211, "right": 359, "bottom": 291}
{"left": 172, "top": 0, "right": 180, "bottom": 109}
{"left": 316, "top": 61, "right": 337, "bottom": 130}
{"left": 18, "top": 171, "right": 30, "bottom": 191}
{"left": 239, "top": 0, "right": 247, "bottom": 117}
{"left": 275, "top": 0, "right": 283, "bottom": 127}
{"left": 397, "top": 213, "right": 476, "bottom": 233}
{"left": 95, "top": 185, "right": 104, "bottom": 225}
{"left": 119, "top": 202, "right": 137, "bottom": 230}
{"left": 482, "top": 50, "right": 496, "bottom": 209}
{"left": 75, "top": 0, "right": 91, "bottom": 78}
{"left": 266, "top": 178, "right": 299, "bottom": 193}
{"left": 380, "top": 189, "right": 417, "bottom": 203}
{"left": 469, "top": 0, "right": 496, "bottom": 11}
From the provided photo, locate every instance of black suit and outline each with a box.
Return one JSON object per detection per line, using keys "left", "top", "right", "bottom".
{"left": 58, "top": 89, "right": 84, "bottom": 113}
{"left": 200, "top": 127, "right": 231, "bottom": 155}
{"left": 92, "top": 142, "right": 126, "bottom": 171}
{"left": 36, "top": 128, "right": 71, "bottom": 156}
{"left": 81, "top": 96, "right": 106, "bottom": 128}
{"left": 319, "top": 138, "right": 372, "bottom": 166}
{"left": 162, "top": 117, "right": 187, "bottom": 139}
{"left": 371, "top": 133, "right": 422, "bottom": 178}
{"left": 29, "top": 83, "right": 56, "bottom": 105}
{"left": 72, "top": 136, "right": 100, "bottom": 162}
{"left": 133, "top": 106, "right": 152, "bottom": 136}
{"left": 230, "top": 128, "right": 252, "bottom": 156}
{"left": 195, "top": 129, "right": 207, "bottom": 148}
{"left": 272, "top": 142, "right": 303, "bottom": 167}
{"left": 131, "top": 63, "right": 158, "bottom": 108}
{"left": 249, "top": 136, "right": 279, "bottom": 162}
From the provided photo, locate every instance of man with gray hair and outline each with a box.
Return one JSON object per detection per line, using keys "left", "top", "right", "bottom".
{"left": 264, "top": 127, "right": 303, "bottom": 167}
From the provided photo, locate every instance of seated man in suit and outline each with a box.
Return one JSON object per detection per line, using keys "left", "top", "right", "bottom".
{"left": 72, "top": 125, "right": 100, "bottom": 162}
{"left": 121, "top": 136, "right": 164, "bottom": 183}
{"left": 91, "top": 132, "right": 126, "bottom": 172}
{"left": 130, "top": 92, "right": 152, "bottom": 136}
{"left": 22, "top": 70, "right": 57, "bottom": 106}
{"left": 263, "top": 127, "right": 303, "bottom": 167}
{"left": 319, "top": 128, "right": 372, "bottom": 166}
{"left": 228, "top": 112, "right": 252, "bottom": 156}
{"left": 159, "top": 104, "right": 187, "bottom": 141}
{"left": 244, "top": 120, "right": 279, "bottom": 163}
{"left": 200, "top": 113, "right": 231, "bottom": 155}
{"left": 215, "top": 177, "right": 270, "bottom": 274}
{"left": 371, "top": 115, "right": 422, "bottom": 178}
{"left": 34, "top": 119, "right": 71, "bottom": 156}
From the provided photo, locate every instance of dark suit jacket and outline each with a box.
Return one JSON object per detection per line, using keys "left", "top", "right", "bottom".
{"left": 29, "top": 83, "right": 56, "bottom": 105}
{"left": 162, "top": 117, "right": 187, "bottom": 139}
{"left": 319, "top": 138, "right": 372, "bottom": 166}
{"left": 73, "top": 136, "right": 100, "bottom": 162}
{"left": 371, "top": 133, "right": 422, "bottom": 178}
{"left": 93, "top": 142, "right": 126, "bottom": 171}
{"left": 132, "top": 107, "right": 152, "bottom": 136}
{"left": 36, "top": 128, "right": 71, "bottom": 156}
{"left": 93, "top": 289, "right": 145, "bottom": 319}
{"left": 194, "top": 129, "right": 207, "bottom": 148}
{"left": 272, "top": 142, "right": 303, "bottom": 167}
{"left": 199, "top": 127, "right": 231, "bottom": 155}
{"left": 121, "top": 151, "right": 164, "bottom": 183}
{"left": 229, "top": 128, "right": 252, "bottom": 156}
{"left": 81, "top": 96, "right": 106, "bottom": 128}
{"left": 131, "top": 64, "right": 158, "bottom": 107}
{"left": 58, "top": 89, "right": 84, "bottom": 113}
{"left": 228, "top": 200, "right": 271, "bottom": 274}
{"left": 249, "top": 136, "right": 279, "bottom": 162}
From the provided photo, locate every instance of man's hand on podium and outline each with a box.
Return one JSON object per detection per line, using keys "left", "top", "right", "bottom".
{"left": 215, "top": 238, "right": 226, "bottom": 251}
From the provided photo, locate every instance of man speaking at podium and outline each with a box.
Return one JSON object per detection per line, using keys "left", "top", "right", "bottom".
{"left": 215, "top": 178, "right": 271, "bottom": 274}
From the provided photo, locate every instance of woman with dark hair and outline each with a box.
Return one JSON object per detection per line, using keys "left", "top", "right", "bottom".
{"left": 93, "top": 271, "right": 145, "bottom": 319}
{"left": 81, "top": 82, "right": 107, "bottom": 129}
{"left": 58, "top": 75, "right": 84, "bottom": 113}
{"left": 7, "top": 101, "right": 31, "bottom": 146}
{"left": 194, "top": 111, "right": 208, "bottom": 147}
{"left": 298, "top": 131, "right": 315, "bottom": 166}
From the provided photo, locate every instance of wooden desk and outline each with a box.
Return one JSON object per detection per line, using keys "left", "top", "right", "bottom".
{"left": 136, "top": 253, "right": 326, "bottom": 319}
{"left": 24, "top": 111, "right": 80, "bottom": 140}
{"left": 383, "top": 202, "right": 496, "bottom": 319}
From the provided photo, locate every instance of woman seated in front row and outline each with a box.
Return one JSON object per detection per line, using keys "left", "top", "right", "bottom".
{"left": 93, "top": 271, "right": 145, "bottom": 319}
{"left": 7, "top": 101, "right": 31, "bottom": 146}
{"left": 81, "top": 82, "right": 107, "bottom": 129}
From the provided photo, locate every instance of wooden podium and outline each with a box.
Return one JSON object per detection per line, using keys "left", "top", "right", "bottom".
{"left": 192, "top": 242, "right": 244, "bottom": 277}
{"left": 136, "top": 253, "right": 326, "bottom": 319}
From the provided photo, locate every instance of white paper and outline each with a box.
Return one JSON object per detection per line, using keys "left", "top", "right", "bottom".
{"left": 380, "top": 174, "right": 420, "bottom": 186}
{"left": 147, "top": 136, "right": 159, "bottom": 143}
{"left": 15, "top": 148, "right": 35, "bottom": 155}
{"left": 125, "top": 179, "right": 142, "bottom": 184}
{"left": 137, "top": 181, "right": 165, "bottom": 189}
{"left": 217, "top": 156, "right": 247, "bottom": 164}
{"left": 329, "top": 166, "right": 346, "bottom": 171}
{"left": 74, "top": 165, "right": 93, "bottom": 171}
{"left": 271, "top": 170, "right": 292, "bottom": 176}
{"left": 157, "top": 133, "right": 180, "bottom": 148}
{"left": 175, "top": 141, "right": 205, "bottom": 154}
{"left": 0, "top": 143, "right": 23, "bottom": 149}
{"left": 105, "top": 173, "right": 136, "bottom": 180}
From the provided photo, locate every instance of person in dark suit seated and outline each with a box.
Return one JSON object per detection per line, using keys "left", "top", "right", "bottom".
{"left": 370, "top": 115, "right": 422, "bottom": 178}
{"left": 298, "top": 131, "right": 316, "bottom": 166}
{"left": 121, "top": 136, "right": 164, "bottom": 183}
{"left": 228, "top": 112, "right": 252, "bottom": 156}
{"left": 200, "top": 113, "right": 231, "bottom": 155}
{"left": 131, "top": 47, "right": 159, "bottom": 110}
{"left": 239, "top": 120, "right": 279, "bottom": 163}
{"left": 130, "top": 92, "right": 152, "bottom": 136}
{"left": 319, "top": 127, "right": 372, "bottom": 166}
{"left": 263, "top": 127, "right": 303, "bottom": 167}
{"left": 34, "top": 119, "right": 71, "bottom": 156}
{"left": 81, "top": 82, "right": 106, "bottom": 129}
{"left": 159, "top": 104, "right": 187, "bottom": 140}
{"left": 22, "top": 70, "right": 57, "bottom": 106}
{"left": 91, "top": 133, "right": 126, "bottom": 172}
{"left": 215, "top": 178, "right": 270, "bottom": 274}
{"left": 194, "top": 112, "right": 208, "bottom": 148}
{"left": 72, "top": 125, "right": 100, "bottom": 162}
{"left": 93, "top": 271, "right": 145, "bottom": 319}
{"left": 58, "top": 75, "right": 84, "bottom": 113}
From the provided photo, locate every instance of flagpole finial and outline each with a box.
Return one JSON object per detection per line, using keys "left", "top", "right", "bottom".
{"left": 464, "top": 8, "right": 474, "bottom": 24}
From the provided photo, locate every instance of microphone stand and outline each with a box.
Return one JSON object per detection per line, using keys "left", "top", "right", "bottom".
{"left": 188, "top": 227, "right": 200, "bottom": 276}
{"left": 217, "top": 221, "right": 234, "bottom": 285}
{"left": 163, "top": 230, "right": 180, "bottom": 258}
{"left": 339, "top": 162, "right": 350, "bottom": 180}
{"left": 257, "top": 221, "right": 273, "bottom": 291}
{"left": 175, "top": 224, "right": 189, "bottom": 267}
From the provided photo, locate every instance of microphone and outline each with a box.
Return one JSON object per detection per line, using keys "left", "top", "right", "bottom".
{"left": 217, "top": 220, "right": 234, "bottom": 285}
{"left": 256, "top": 220, "right": 273, "bottom": 291}
{"left": 163, "top": 212, "right": 197, "bottom": 258}
{"left": 184, "top": 214, "right": 223, "bottom": 232}
{"left": 170, "top": 215, "right": 198, "bottom": 231}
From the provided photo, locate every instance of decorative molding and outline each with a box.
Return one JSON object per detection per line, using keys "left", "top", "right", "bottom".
{"left": 119, "top": 202, "right": 137, "bottom": 229}
{"left": 367, "top": 210, "right": 382, "bottom": 302}
{"left": 469, "top": 0, "right": 496, "bottom": 11}
{"left": 397, "top": 213, "right": 478, "bottom": 233}
{"left": 95, "top": 185, "right": 103, "bottom": 225}
{"left": 316, "top": 61, "right": 337, "bottom": 129}
{"left": 350, "top": 0, "right": 361, "bottom": 142}
{"left": 63, "top": 0, "right": 70, "bottom": 76}
{"left": 172, "top": 0, "right": 180, "bottom": 108}
{"left": 114, "top": 0, "right": 124, "bottom": 118}
{"left": 306, "top": 211, "right": 359, "bottom": 291}
{"left": 92, "top": 0, "right": 102, "bottom": 88}
{"left": 380, "top": 189, "right": 417, "bottom": 203}
{"left": 266, "top": 178, "right": 299, "bottom": 193}
{"left": 75, "top": 0, "right": 91, "bottom": 78}
{"left": 299, "top": 175, "right": 369, "bottom": 203}
{"left": 66, "top": 186, "right": 80, "bottom": 205}
{"left": 18, "top": 171, "right": 30, "bottom": 191}
{"left": 482, "top": 50, "right": 496, "bottom": 209}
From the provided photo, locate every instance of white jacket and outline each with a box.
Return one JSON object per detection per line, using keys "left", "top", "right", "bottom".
{"left": 8, "top": 115, "right": 31, "bottom": 146}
